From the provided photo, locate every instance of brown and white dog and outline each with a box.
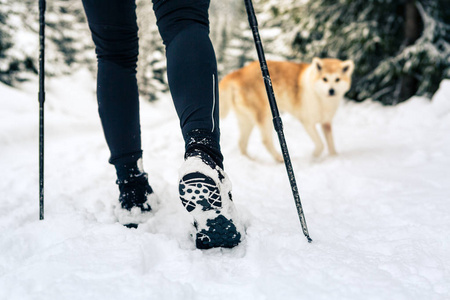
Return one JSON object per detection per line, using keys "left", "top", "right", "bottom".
{"left": 219, "top": 58, "right": 354, "bottom": 162}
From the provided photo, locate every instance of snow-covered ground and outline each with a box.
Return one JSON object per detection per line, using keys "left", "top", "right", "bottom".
{"left": 1, "top": 70, "right": 449, "bottom": 300}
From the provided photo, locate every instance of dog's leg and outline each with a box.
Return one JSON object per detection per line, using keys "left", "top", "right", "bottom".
{"left": 322, "top": 122, "right": 337, "bottom": 155}
{"left": 236, "top": 113, "right": 254, "bottom": 158}
{"left": 259, "top": 119, "right": 283, "bottom": 162}
{"left": 304, "top": 123, "right": 324, "bottom": 157}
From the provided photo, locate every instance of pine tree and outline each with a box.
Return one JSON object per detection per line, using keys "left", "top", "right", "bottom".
{"left": 211, "top": 0, "right": 255, "bottom": 78}
{"left": 136, "top": 0, "right": 168, "bottom": 101}
{"left": 44, "top": 0, "right": 94, "bottom": 75}
{"left": 0, "top": 0, "right": 94, "bottom": 85}
{"left": 0, "top": 0, "right": 37, "bottom": 85}
{"left": 0, "top": 1, "right": 14, "bottom": 84}
{"left": 212, "top": 0, "right": 301, "bottom": 77}
{"left": 267, "top": 0, "right": 450, "bottom": 104}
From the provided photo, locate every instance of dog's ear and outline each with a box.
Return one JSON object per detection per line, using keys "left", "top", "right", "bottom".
{"left": 312, "top": 57, "right": 322, "bottom": 72}
{"left": 342, "top": 60, "right": 354, "bottom": 75}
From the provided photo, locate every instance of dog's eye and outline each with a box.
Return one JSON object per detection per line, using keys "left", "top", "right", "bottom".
{"left": 323, "top": 78, "right": 328, "bottom": 82}
{"left": 335, "top": 78, "right": 340, "bottom": 82}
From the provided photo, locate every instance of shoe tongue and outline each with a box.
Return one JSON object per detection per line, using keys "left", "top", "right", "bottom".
{"left": 115, "top": 158, "right": 145, "bottom": 182}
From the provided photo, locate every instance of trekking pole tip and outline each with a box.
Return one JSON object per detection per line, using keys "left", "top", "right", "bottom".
{"left": 307, "top": 236, "right": 313, "bottom": 243}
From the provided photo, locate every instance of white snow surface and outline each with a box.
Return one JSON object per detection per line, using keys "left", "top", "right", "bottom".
{"left": 1, "top": 70, "right": 449, "bottom": 299}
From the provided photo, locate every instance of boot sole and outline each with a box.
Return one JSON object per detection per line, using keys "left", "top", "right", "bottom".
{"left": 179, "top": 172, "right": 241, "bottom": 249}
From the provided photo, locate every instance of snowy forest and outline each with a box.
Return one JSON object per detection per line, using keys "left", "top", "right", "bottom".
{"left": 2, "top": 1, "right": 450, "bottom": 299}
{"left": 1, "top": 0, "right": 449, "bottom": 104}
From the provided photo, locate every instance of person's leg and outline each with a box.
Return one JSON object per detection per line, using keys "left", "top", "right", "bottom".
{"left": 152, "top": 0, "right": 243, "bottom": 248}
{"left": 82, "top": 0, "right": 157, "bottom": 226}
{"left": 82, "top": 0, "right": 142, "bottom": 169}
{"left": 152, "top": 0, "right": 223, "bottom": 168}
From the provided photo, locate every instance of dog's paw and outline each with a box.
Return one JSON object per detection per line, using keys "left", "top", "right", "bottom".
{"left": 274, "top": 153, "right": 284, "bottom": 163}
{"left": 329, "top": 150, "right": 338, "bottom": 156}
{"left": 313, "top": 148, "right": 323, "bottom": 157}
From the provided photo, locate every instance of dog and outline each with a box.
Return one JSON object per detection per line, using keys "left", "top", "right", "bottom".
{"left": 219, "top": 58, "right": 354, "bottom": 162}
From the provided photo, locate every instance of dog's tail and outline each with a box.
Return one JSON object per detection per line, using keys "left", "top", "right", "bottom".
{"left": 218, "top": 75, "right": 236, "bottom": 119}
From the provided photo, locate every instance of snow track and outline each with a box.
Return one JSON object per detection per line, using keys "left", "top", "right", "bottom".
{"left": 1, "top": 70, "right": 449, "bottom": 299}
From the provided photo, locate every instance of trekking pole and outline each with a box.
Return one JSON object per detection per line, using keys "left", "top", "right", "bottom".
{"left": 244, "top": 0, "right": 312, "bottom": 243}
{"left": 39, "top": 0, "right": 46, "bottom": 220}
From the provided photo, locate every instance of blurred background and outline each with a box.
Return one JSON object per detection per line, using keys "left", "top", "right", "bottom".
{"left": 1, "top": 0, "right": 449, "bottom": 104}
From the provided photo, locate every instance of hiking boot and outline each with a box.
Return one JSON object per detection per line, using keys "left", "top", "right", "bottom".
{"left": 114, "top": 172, "right": 158, "bottom": 228}
{"left": 179, "top": 149, "right": 244, "bottom": 249}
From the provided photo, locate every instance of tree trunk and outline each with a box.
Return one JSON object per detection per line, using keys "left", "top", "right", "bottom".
{"left": 397, "top": 0, "right": 423, "bottom": 103}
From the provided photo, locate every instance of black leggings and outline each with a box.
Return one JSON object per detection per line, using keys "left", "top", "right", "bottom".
{"left": 82, "top": 0, "right": 221, "bottom": 167}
